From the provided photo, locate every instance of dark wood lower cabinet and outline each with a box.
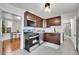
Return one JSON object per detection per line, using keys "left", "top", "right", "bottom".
{"left": 43, "top": 33, "right": 60, "bottom": 45}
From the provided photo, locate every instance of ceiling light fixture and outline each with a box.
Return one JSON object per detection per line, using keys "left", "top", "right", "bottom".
{"left": 44, "top": 3, "right": 51, "bottom": 12}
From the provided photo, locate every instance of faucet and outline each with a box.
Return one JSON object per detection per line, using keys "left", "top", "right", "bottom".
{"left": 54, "top": 28, "right": 56, "bottom": 32}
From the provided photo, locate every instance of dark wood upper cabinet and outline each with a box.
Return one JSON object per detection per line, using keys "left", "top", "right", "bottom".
{"left": 46, "top": 16, "right": 61, "bottom": 27}
{"left": 24, "top": 11, "right": 61, "bottom": 27}
{"left": 24, "top": 11, "right": 43, "bottom": 27}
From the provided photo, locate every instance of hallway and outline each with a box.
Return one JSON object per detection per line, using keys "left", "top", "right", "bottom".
{"left": 15, "top": 39, "right": 78, "bottom": 55}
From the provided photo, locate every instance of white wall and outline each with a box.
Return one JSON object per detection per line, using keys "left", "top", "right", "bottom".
{"left": 12, "top": 21, "right": 21, "bottom": 32}
{"left": 0, "top": 9, "right": 2, "bottom": 54}
{"left": 0, "top": 10, "right": 2, "bottom": 40}
{"left": 61, "top": 12, "right": 77, "bottom": 21}
{"left": 0, "top": 12, "right": 2, "bottom": 30}
{"left": 43, "top": 19, "right": 47, "bottom": 27}
{"left": 76, "top": 8, "right": 79, "bottom": 50}
{"left": 0, "top": 4, "right": 24, "bottom": 49}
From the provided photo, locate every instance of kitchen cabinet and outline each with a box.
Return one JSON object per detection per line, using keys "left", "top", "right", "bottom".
{"left": 24, "top": 11, "right": 43, "bottom": 27}
{"left": 46, "top": 16, "right": 61, "bottom": 27}
{"left": 43, "top": 33, "right": 60, "bottom": 45}
{"left": 36, "top": 19, "right": 43, "bottom": 27}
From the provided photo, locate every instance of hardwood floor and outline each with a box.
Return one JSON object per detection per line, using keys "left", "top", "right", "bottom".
{"left": 3, "top": 38, "right": 20, "bottom": 55}
{"left": 3, "top": 40, "right": 11, "bottom": 55}
{"left": 11, "top": 38, "right": 20, "bottom": 51}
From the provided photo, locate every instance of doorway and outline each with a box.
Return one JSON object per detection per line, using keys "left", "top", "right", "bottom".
{"left": 63, "top": 22, "right": 71, "bottom": 38}
{"left": 1, "top": 11, "right": 21, "bottom": 55}
{"left": 63, "top": 21, "right": 71, "bottom": 40}
{"left": 63, "top": 17, "right": 77, "bottom": 51}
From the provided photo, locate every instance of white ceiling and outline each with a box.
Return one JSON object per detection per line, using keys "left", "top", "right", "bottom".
{"left": 10, "top": 3, "right": 79, "bottom": 18}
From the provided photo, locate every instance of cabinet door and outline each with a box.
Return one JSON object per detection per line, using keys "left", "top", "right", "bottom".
{"left": 44, "top": 33, "right": 60, "bottom": 45}
{"left": 46, "top": 16, "right": 61, "bottom": 27}
{"left": 24, "top": 11, "right": 43, "bottom": 27}
{"left": 36, "top": 19, "right": 43, "bottom": 27}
